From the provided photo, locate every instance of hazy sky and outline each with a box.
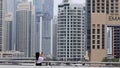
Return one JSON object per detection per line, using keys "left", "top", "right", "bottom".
{"left": 29, "top": 0, "right": 85, "bottom": 16}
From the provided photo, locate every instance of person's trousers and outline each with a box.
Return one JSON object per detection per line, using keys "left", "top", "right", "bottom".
{"left": 36, "top": 63, "right": 42, "bottom": 66}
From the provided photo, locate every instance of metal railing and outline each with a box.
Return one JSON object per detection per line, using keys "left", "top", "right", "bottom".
{"left": 0, "top": 58, "right": 119, "bottom": 67}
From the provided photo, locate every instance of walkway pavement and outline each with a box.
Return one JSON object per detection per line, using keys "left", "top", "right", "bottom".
{"left": 0, "top": 65, "right": 119, "bottom": 68}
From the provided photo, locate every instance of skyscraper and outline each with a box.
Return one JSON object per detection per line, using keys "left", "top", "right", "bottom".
{"left": 33, "top": 0, "right": 54, "bottom": 56}
{"left": 4, "top": 13, "right": 13, "bottom": 51}
{"left": 57, "top": 0, "right": 86, "bottom": 61}
{"left": 52, "top": 16, "right": 58, "bottom": 58}
{"left": 87, "top": 0, "right": 120, "bottom": 61}
{"left": 5, "top": 0, "right": 23, "bottom": 51}
{"left": 31, "top": 6, "right": 36, "bottom": 57}
{"left": 16, "top": 1, "right": 32, "bottom": 57}
{"left": 5, "top": 0, "right": 15, "bottom": 13}
{"left": 0, "top": 0, "right": 5, "bottom": 51}
{"left": 43, "top": 0, "right": 54, "bottom": 18}
{"left": 33, "top": 0, "right": 53, "bottom": 18}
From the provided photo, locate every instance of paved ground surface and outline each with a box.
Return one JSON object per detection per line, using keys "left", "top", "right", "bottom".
{"left": 0, "top": 65, "right": 119, "bottom": 68}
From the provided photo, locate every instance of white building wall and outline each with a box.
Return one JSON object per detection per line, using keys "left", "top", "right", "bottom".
{"left": 57, "top": 1, "right": 86, "bottom": 61}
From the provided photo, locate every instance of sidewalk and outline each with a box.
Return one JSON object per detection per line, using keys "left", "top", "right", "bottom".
{"left": 0, "top": 65, "right": 119, "bottom": 68}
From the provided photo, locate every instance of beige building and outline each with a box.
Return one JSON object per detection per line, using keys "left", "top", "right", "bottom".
{"left": 87, "top": 0, "right": 120, "bottom": 61}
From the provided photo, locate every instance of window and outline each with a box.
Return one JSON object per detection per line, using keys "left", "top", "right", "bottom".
{"left": 97, "top": 7, "right": 100, "bottom": 9}
{"left": 92, "top": 40, "right": 95, "bottom": 44}
{"left": 97, "top": 35, "right": 100, "bottom": 39}
{"left": 111, "top": 7, "right": 114, "bottom": 9}
{"left": 97, "top": 29, "right": 100, "bottom": 34}
{"left": 97, "top": 40, "right": 100, "bottom": 44}
{"left": 92, "top": 35, "right": 95, "bottom": 39}
{"left": 92, "top": 7, "right": 95, "bottom": 12}
{"left": 111, "top": 10, "right": 114, "bottom": 13}
{"left": 102, "top": 4, "right": 104, "bottom": 6}
{"left": 102, "top": 7, "right": 104, "bottom": 9}
{"left": 102, "top": 45, "right": 104, "bottom": 49}
{"left": 92, "top": 45, "right": 95, "bottom": 49}
{"left": 102, "top": 10, "right": 104, "bottom": 13}
{"left": 97, "top": 4, "right": 100, "bottom": 6}
{"left": 102, "top": 0, "right": 104, "bottom": 2}
{"left": 92, "top": 29, "right": 95, "bottom": 34}
{"left": 97, "top": 45, "right": 100, "bottom": 49}
{"left": 92, "top": 24, "right": 95, "bottom": 27}
{"left": 97, "top": 10, "right": 100, "bottom": 13}
{"left": 97, "top": 24, "right": 100, "bottom": 28}
{"left": 97, "top": 0, "right": 100, "bottom": 2}
{"left": 74, "top": 7, "right": 76, "bottom": 9}
{"left": 116, "top": 7, "right": 118, "bottom": 9}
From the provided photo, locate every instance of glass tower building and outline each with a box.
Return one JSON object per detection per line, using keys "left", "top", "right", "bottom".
{"left": 16, "top": 1, "right": 32, "bottom": 57}
{"left": 33, "top": 0, "right": 54, "bottom": 56}
{"left": 0, "top": 0, "right": 5, "bottom": 51}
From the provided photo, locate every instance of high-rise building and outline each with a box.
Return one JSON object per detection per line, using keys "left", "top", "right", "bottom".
{"left": 87, "top": 0, "right": 120, "bottom": 61}
{"left": 86, "top": 0, "right": 91, "bottom": 52}
{"left": 5, "top": 0, "right": 24, "bottom": 51}
{"left": 5, "top": 0, "right": 15, "bottom": 13}
{"left": 0, "top": 0, "right": 5, "bottom": 51}
{"left": 4, "top": 13, "right": 13, "bottom": 51}
{"left": 16, "top": 1, "right": 32, "bottom": 57}
{"left": 57, "top": 0, "right": 86, "bottom": 61}
{"left": 33, "top": 0, "right": 53, "bottom": 18}
{"left": 43, "top": 0, "right": 54, "bottom": 18}
{"left": 31, "top": 6, "right": 36, "bottom": 57}
{"left": 33, "top": 0, "right": 54, "bottom": 56}
{"left": 33, "top": 0, "right": 43, "bottom": 13}
{"left": 52, "top": 16, "right": 58, "bottom": 58}
{"left": 33, "top": 0, "right": 42, "bottom": 52}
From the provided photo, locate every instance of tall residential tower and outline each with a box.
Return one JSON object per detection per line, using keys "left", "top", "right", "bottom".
{"left": 57, "top": 0, "right": 86, "bottom": 61}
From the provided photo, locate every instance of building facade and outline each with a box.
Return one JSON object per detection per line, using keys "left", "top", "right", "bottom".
{"left": 35, "top": 13, "right": 52, "bottom": 56}
{"left": 0, "top": 0, "right": 5, "bottom": 51}
{"left": 4, "top": 13, "right": 13, "bottom": 51}
{"left": 33, "top": 0, "right": 54, "bottom": 17}
{"left": 52, "top": 16, "right": 58, "bottom": 58}
{"left": 87, "top": 0, "right": 120, "bottom": 61}
{"left": 57, "top": 0, "right": 86, "bottom": 61}
{"left": 5, "top": 0, "right": 25, "bottom": 52}
{"left": 33, "top": 0, "right": 54, "bottom": 56}
{"left": 16, "top": 1, "right": 32, "bottom": 57}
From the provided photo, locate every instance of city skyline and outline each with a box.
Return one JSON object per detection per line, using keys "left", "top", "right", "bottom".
{"left": 28, "top": 0, "right": 85, "bottom": 15}
{"left": 0, "top": 0, "right": 120, "bottom": 66}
